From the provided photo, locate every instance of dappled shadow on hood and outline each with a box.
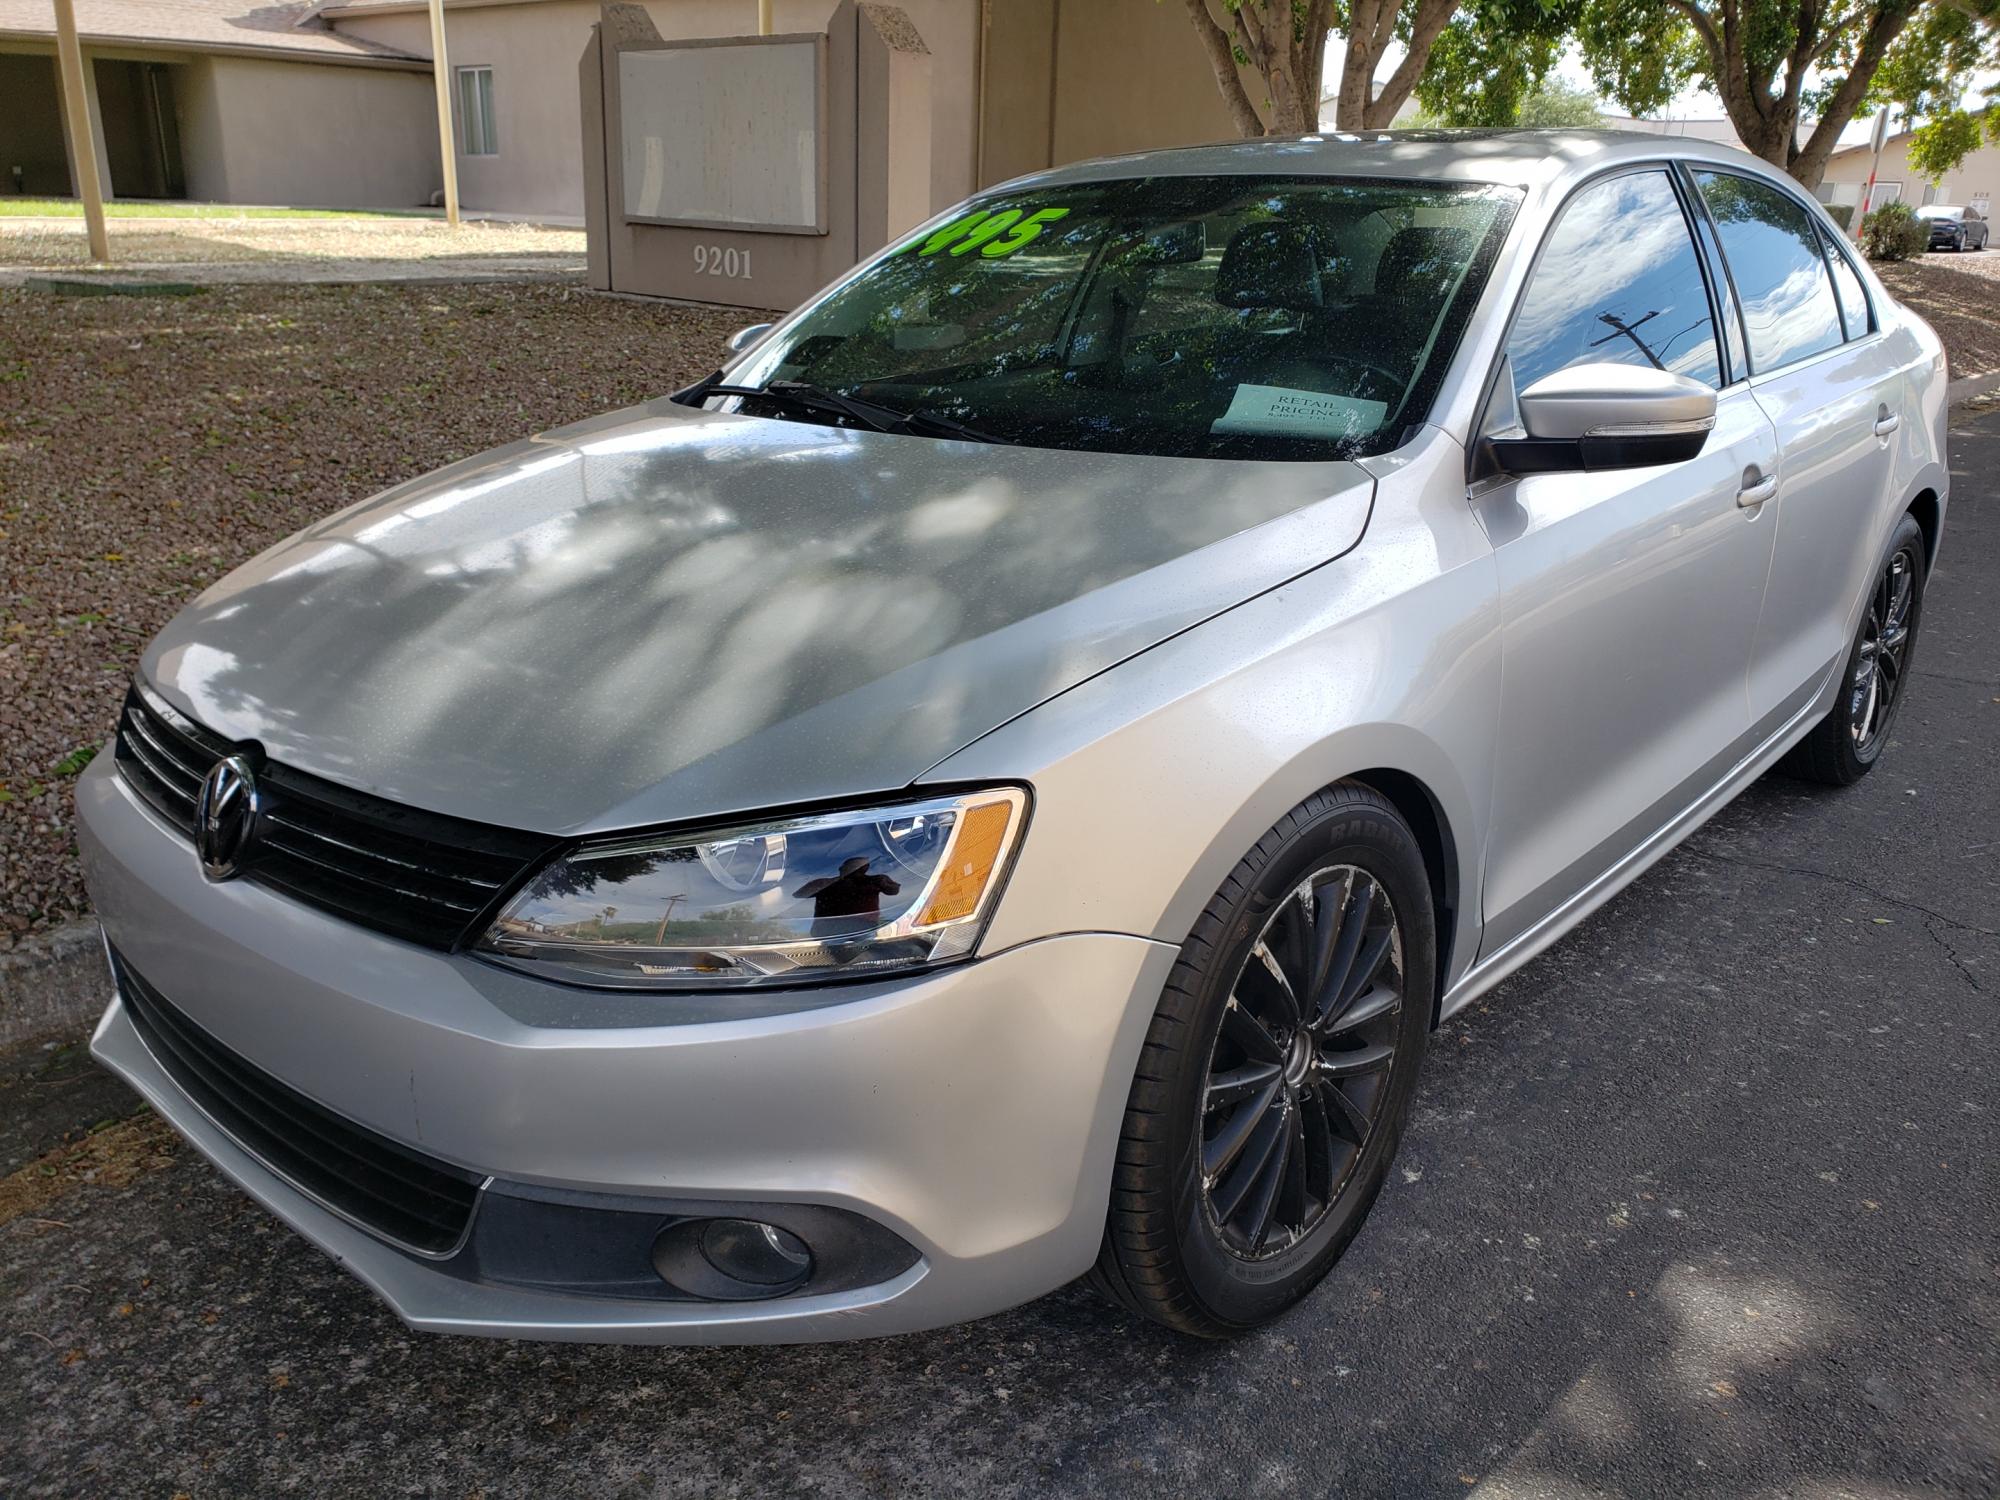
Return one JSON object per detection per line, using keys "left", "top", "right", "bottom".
{"left": 144, "top": 401, "right": 1372, "bottom": 830}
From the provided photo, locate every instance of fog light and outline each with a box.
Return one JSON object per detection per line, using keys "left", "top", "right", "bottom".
{"left": 701, "top": 1219, "right": 812, "bottom": 1288}
{"left": 652, "top": 1216, "right": 814, "bottom": 1300}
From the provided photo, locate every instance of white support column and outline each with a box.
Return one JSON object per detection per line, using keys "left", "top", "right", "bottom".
{"left": 428, "top": 0, "right": 462, "bottom": 226}
{"left": 52, "top": 0, "right": 109, "bottom": 262}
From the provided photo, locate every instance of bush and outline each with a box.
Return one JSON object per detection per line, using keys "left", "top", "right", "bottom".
{"left": 1859, "top": 201, "right": 1928, "bottom": 261}
{"left": 1824, "top": 202, "right": 1855, "bottom": 231}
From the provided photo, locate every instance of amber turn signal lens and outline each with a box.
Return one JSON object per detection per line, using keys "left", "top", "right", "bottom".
{"left": 916, "top": 799, "right": 1016, "bottom": 926}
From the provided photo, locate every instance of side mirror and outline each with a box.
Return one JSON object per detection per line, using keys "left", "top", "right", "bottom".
{"left": 726, "top": 322, "right": 774, "bottom": 356}
{"left": 1489, "top": 362, "right": 1716, "bottom": 475}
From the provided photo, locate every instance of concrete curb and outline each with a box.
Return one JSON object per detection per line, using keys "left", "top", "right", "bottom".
{"left": 0, "top": 920, "right": 106, "bottom": 1050}
{"left": 1947, "top": 369, "right": 2000, "bottom": 405}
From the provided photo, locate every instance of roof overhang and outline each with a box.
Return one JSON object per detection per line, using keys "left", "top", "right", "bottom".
{"left": 0, "top": 24, "right": 426, "bottom": 67}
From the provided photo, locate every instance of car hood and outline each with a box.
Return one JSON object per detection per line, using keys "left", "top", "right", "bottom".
{"left": 142, "top": 401, "right": 1374, "bottom": 834}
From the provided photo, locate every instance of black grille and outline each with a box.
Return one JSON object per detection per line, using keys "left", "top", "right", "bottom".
{"left": 113, "top": 949, "right": 483, "bottom": 1254}
{"left": 114, "top": 685, "right": 558, "bottom": 950}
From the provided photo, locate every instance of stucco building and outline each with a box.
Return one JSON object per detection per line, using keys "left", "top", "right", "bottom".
{"left": 1817, "top": 129, "right": 1998, "bottom": 221}
{"left": 0, "top": 0, "right": 442, "bottom": 207}
{"left": 2, "top": 0, "right": 1257, "bottom": 219}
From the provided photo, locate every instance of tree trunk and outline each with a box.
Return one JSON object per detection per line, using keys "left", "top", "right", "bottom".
{"left": 1182, "top": 0, "right": 1269, "bottom": 137}
{"left": 1787, "top": 2, "right": 1920, "bottom": 190}
{"left": 1674, "top": 0, "right": 1920, "bottom": 191}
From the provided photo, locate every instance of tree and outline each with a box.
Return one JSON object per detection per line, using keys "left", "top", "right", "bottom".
{"left": 1518, "top": 77, "right": 1606, "bottom": 125}
{"left": 1177, "top": 0, "right": 1458, "bottom": 133}
{"left": 1573, "top": 0, "right": 1933, "bottom": 188}
{"left": 1413, "top": 0, "right": 1587, "bottom": 126}
{"left": 1870, "top": 0, "right": 2000, "bottom": 181}
{"left": 1907, "top": 107, "right": 1985, "bottom": 181}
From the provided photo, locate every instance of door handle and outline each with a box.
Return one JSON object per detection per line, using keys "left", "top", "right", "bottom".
{"left": 1874, "top": 413, "right": 1901, "bottom": 437}
{"left": 1737, "top": 474, "right": 1779, "bottom": 508}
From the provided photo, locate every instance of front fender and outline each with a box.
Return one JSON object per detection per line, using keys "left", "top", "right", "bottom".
{"left": 927, "top": 427, "right": 1502, "bottom": 1003}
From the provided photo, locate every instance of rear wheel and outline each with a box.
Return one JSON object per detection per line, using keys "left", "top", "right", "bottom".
{"left": 1779, "top": 513, "right": 1926, "bottom": 786}
{"left": 1090, "top": 783, "right": 1434, "bottom": 1337}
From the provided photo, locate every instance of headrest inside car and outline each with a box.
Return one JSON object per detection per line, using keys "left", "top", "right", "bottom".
{"left": 1215, "top": 223, "right": 1325, "bottom": 311}
{"left": 1375, "top": 226, "right": 1473, "bottom": 301}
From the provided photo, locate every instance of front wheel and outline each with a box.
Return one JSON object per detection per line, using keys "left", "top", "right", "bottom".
{"left": 1779, "top": 513, "right": 1927, "bottom": 786}
{"left": 1089, "top": 783, "right": 1435, "bottom": 1337}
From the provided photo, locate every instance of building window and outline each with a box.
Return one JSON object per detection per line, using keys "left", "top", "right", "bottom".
{"left": 458, "top": 66, "right": 496, "bottom": 156}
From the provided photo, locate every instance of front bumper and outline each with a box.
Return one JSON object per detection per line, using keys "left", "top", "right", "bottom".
{"left": 78, "top": 755, "right": 1177, "bottom": 1343}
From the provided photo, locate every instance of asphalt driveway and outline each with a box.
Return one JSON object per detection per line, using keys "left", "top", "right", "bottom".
{"left": 2, "top": 413, "right": 1995, "bottom": 1499}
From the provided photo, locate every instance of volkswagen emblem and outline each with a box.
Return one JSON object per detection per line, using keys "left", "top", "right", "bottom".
{"left": 195, "top": 755, "right": 261, "bottom": 881}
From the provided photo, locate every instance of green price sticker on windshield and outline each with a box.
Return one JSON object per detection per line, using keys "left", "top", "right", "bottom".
{"left": 906, "top": 206, "right": 1072, "bottom": 259}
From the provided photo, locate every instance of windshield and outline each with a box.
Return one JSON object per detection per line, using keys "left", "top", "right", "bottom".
{"left": 718, "top": 176, "right": 1519, "bottom": 461}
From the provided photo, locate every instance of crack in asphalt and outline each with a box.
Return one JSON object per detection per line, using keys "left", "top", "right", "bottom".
{"left": 1911, "top": 667, "right": 2000, "bottom": 689}
{"left": 1924, "top": 918, "right": 1990, "bottom": 994}
{"left": 1684, "top": 846, "right": 2000, "bottom": 940}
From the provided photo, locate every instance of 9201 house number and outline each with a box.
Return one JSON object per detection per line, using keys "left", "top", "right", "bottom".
{"left": 693, "top": 245, "right": 751, "bottom": 279}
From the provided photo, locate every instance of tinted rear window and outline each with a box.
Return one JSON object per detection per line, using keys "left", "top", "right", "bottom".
{"left": 1694, "top": 171, "right": 1842, "bottom": 373}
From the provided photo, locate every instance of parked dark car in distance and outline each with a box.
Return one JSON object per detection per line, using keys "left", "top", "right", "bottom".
{"left": 1917, "top": 203, "right": 1990, "bottom": 251}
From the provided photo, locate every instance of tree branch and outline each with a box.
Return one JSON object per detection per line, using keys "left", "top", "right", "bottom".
{"left": 1365, "top": 0, "right": 1459, "bottom": 127}
{"left": 1660, "top": 0, "right": 1724, "bottom": 58}
{"left": 1182, "top": 0, "right": 1268, "bottom": 137}
{"left": 1792, "top": 0, "right": 1921, "bottom": 184}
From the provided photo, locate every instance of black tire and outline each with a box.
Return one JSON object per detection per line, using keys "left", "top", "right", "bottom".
{"left": 1779, "top": 513, "right": 1927, "bottom": 786}
{"left": 1089, "top": 782, "right": 1435, "bottom": 1337}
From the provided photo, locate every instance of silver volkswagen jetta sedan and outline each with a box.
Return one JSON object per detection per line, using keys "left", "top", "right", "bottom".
{"left": 80, "top": 130, "right": 1946, "bottom": 1343}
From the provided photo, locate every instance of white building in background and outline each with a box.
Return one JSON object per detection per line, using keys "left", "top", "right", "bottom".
{"left": 1817, "top": 129, "right": 1998, "bottom": 222}
{"left": 1599, "top": 114, "right": 1741, "bottom": 145}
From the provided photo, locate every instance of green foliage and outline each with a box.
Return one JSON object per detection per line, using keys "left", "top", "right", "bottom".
{"left": 1412, "top": 0, "right": 1580, "bottom": 125}
{"left": 1518, "top": 78, "right": 1604, "bottom": 126}
{"left": 1870, "top": 1, "right": 1996, "bottom": 117}
{"left": 1574, "top": 0, "right": 1704, "bottom": 119}
{"left": 1858, "top": 200, "right": 1929, "bottom": 261}
{"left": 1907, "top": 108, "right": 1988, "bottom": 183}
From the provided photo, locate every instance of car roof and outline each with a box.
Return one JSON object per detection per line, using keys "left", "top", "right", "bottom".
{"left": 1012, "top": 128, "right": 1781, "bottom": 194}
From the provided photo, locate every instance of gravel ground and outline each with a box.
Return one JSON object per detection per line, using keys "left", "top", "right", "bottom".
{"left": 0, "top": 281, "right": 756, "bottom": 943}
{"left": 1876, "top": 253, "right": 2000, "bottom": 376}
{"left": 0, "top": 217, "right": 585, "bottom": 270}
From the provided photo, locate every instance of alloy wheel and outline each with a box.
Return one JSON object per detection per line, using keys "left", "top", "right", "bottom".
{"left": 1199, "top": 865, "right": 1404, "bottom": 1258}
{"left": 1850, "top": 542, "right": 1919, "bottom": 754}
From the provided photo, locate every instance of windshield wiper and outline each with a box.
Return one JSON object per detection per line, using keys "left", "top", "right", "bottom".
{"left": 890, "top": 406, "right": 1017, "bottom": 446}
{"left": 704, "top": 381, "right": 1015, "bottom": 444}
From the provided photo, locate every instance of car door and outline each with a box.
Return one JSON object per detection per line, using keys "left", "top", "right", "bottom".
{"left": 1687, "top": 169, "right": 1906, "bottom": 731}
{"left": 1473, "top": 166, "right": 1783, "bottom": 960}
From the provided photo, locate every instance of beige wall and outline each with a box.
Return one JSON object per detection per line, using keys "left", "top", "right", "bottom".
{"left": 336, "top": 0, "right": 980, "bottom": 219}
{"left": 1820, "top": 135, "right": 2000, "bottom": 216}
{"left": 978, "top": 0, "right": 1246, "bottom": 189}
{"left": 176, "top": 55, "right": 439, "bottom": 207}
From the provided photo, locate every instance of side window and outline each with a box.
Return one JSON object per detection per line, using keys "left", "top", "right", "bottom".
{"left": 1819, "top": 224, "right": 1873, "bottom": 340}
{"left": 1508, "top": 170, "right": 1722, "bottom": 394}
{"left": 1686, "top": 197, "right": 1746, "bottom": 383}
{"left": 1693, "top": 170, "right": 1843, "bottom": 372}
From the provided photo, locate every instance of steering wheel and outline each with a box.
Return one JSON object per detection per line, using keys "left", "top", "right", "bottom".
{"left": 1309, "top": 352, "right": 1406, "bottom": 404}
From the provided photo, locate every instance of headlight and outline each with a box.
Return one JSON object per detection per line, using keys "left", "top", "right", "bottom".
{"left": 476, "top": 788, "right": 1028, "bottom": 989}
